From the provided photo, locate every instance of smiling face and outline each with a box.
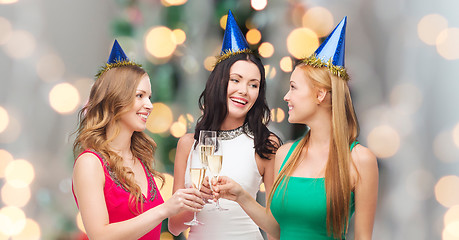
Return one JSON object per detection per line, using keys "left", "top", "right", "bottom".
{"left": 119, "top": 74, "right": 153, "bottom": 132}
{"left": 283, "top": 67, "right": 320, "bottom": 124}
{"left": 226, "top": 60, "right": 261, "bottom": 124}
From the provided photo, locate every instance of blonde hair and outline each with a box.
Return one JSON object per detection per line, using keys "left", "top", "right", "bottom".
{"left": 73, "top": 65, "right": 164, "bottom": 214}
{"left": 268, "top": 64, "right": 359, "bottom": 238}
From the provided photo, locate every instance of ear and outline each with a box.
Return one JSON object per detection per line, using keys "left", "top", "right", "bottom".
{"left": 316, "top": 88, "right": 328, "bottom": 104}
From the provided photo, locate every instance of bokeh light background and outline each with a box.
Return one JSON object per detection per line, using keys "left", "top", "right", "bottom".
{"left": 1, "top": 0, "right": 459, "bottom": 239}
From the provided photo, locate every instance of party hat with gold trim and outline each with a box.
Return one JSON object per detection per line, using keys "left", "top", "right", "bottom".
{"left": 95, "top": 39, "right": 141, "bottom": 78}
{"left": 215, "top": 10, "right": 252, "bottom": 65}
{"left": 302, "top": 16, "right": 349, "bottom": 80}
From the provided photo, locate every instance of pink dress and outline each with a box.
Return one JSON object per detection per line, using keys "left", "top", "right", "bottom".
{"left": 73, "top": 150, "right": 164, "bottom": 240}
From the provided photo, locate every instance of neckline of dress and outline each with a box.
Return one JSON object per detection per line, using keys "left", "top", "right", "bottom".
{"left": 218, "top": 123, "right": 253, "bottom": 140}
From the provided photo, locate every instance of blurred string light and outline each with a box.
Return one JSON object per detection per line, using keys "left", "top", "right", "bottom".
{"left": 435, "top": 175, "right": 459, "bottom": 207}
{"left": 160, "top": 0, "right": 187, "bottom": 7}
{"left": 264, "top": 65, "right": 276, "bottom": 79}
{"left": 1, "top": 183, "right": 31, "bottom": 207}
{"left": 0, "top": 149, "right": 13, "bottom": 178}
{"left": 178, "top": 114, "right": 194, "bottom": 129}
{"left": 3, "top": 30, "right": 35, "bottom": 59}
{"left": 453, "top": 123, "right": 459, "bottom": 148}
{"left": 0, "top": 106, "right": 9, "bottom": 133}
{"left": 259, "top": 183, "right": 265, "bottom": 192}
{"left": 0, "top": 0, "right": 18, "bottom": 4}
{"left": 0, "top": 206, "right": 26, "bottom": 236}
{"left": 49, "top": 83, "right": 80, "bottom": 114}
{"left": 0, "top": 17, "right": 12, "bottom": 45}
{"left": 246, "top": 28, "right": 261, "bottom": 45}
{"left": 367, "top": 125, "right": 400, "bottom": 158}
{"left": 172, "top": 29, "right": 186, "bottom": 45}
{"left": 145, "top": 26, "right": 176, "bottom": 59}
{"left": 159, "top": 173, "right": 174, "bottom": 202}
{"left": 444, "top": 205, "right": 459, "bottom": 228}
{"left": 11, "top": 219, "right": 40, "bottom": 240}
{"left": 259, "top": 42, "right": 274, "bottom": 58}
{"left": 270, "top": 108, "right": 285, "bottom": 123}
{"left": 170, "top": 121, "right": 186, "bottom": 138}
{"left": 433, "top": 130, "right": 459, "bottom": 163}
{"left": 443, "top": 222, "right": 459, "bottom": 240}
{"left": 203, "top": 56, "right": 216, "bottom": 71}
{"left": 436, "top": 28, "right": 459, "bottom": 60}
{"left": 220, "top": 15, "right": 227, "bottom": 30}
{"left": 36, "top": 53, "right": 66, "bottom": 83}
{"left": 160, "top": 232, "right": 174, "bottom": 240}
{"left": 279, "top": 56, "right": 293, "bottom": 72}
{"left": 302, "top": 7, "right": 334, "bottom": 37}
{"left": 251, "top": 0, "right": 267, "bottom": 11}
{"left": 5, "top": 159, "right": 34, "bottom": 188}
{"left": 417, "top": 14, "right": 448, "bottom": 46}
{"left": 287, "top": 28, "right": 319, "bottom": 59}
{"left": 389, "top": 83, "right": 423, "bottom": 115}
{"left": 146, "top": 103, "right": 173, "bottom": 134}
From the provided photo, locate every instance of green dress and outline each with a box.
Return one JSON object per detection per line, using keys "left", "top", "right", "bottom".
{"left": 270, "top": 140, "right": 357, "bottom": 240}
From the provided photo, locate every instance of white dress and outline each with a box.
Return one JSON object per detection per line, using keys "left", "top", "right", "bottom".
{"left": 185, "top": 125, "right": 264, "bottom": 240}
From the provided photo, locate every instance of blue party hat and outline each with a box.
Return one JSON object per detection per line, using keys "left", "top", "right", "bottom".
{"left": 302, "top": 17, "right": 348, "bottom": 80}
{"left": 215, "top": 10, "right": 252, "bottom": 65}
{"left": 95, "top": 39, "right": 141, "bottom": 79}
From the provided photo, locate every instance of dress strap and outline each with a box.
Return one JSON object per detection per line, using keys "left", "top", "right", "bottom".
{"left": 350, "top": 140, "right": 359, "bottom": 151}
{"left": 279, "top": 139, "right": 301, "bottom": 173}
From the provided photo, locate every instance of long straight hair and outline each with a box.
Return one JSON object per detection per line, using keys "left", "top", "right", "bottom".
{"left": 73, "top": 65, "right": 164, "bottom": 214}
{"left": 194, "top": 53, "right": 280, "bottom": 159}
{"left": 268, "top": 64, "right": 359, "bottom": 238}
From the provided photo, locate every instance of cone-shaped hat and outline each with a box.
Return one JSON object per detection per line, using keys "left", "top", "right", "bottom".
{"left": 302, "top": 17, "right": 348, "bottom": 80}
{"left": 95, "top": 39, "right": 141, "bottom": 79}
{"left": 216, "top": 10, "right": 252, "bottom": 65}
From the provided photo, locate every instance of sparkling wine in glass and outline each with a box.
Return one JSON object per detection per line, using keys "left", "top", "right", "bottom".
{"left": 184, "top": 167, "right": 206, "bottom": 226}
{"left": 208, "top": 155, "right": 227, "bottom": 210}
{"left": 198, "top": 130, "right": 216, "bottom": 167}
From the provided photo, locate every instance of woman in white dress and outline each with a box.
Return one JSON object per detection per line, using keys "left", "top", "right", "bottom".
{"left": 168, "top": 10, "right": 281, "bottom": 240}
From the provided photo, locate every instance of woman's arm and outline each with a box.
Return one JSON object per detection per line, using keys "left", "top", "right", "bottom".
{"left": 73, "top": 152, "right": 204, "bottom": 240}
{"left": 351, "top": 145, "right": 379, "bottom": 240}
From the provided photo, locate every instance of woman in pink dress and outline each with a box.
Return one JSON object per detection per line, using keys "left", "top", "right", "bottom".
{"left": 72, "top": 40, "right": 205, "bottom": 240}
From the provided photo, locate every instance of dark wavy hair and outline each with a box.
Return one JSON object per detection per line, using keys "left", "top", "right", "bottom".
{"left": 194, "top": 53, "right": 281, "bottom": 159}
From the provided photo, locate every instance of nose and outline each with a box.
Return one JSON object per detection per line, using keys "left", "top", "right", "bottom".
{"left": 283, "top": 91, "right": 290, "bottom": 102}
{"left": 237, "top": 84, "right": 248, "bottom": 95}
{"left": 144, "top": 100, "right": 153, "bottom": 111}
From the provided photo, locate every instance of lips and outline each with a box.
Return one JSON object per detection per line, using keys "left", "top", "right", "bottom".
{"left": 137, "top": 113, "right": 149, "bottom": 122}
{"left": 230, "top": 97, "right": 248, "bottom": 106}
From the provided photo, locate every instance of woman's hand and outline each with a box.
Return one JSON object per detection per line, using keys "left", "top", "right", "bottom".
{"left": 162, "top": 188, "right": 205, "bottom": 217}
{"left": 200, "top": 176, "right": 215, "bottom": 203}
{"left": 212, "top": 176, "right": 245, "bottom": 203}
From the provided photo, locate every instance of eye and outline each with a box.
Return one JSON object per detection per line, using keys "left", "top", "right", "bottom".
{"left": 250, "top": 83, "right": 259, "bottom": 88}
{"left": 230, "top": 78, "right": 239, "bottom": 83}
{"left": 136, "top": 93, "right": 143, "bottom": 98}
{"left": 148, "top": 95, "right": 152, "bottom": 100}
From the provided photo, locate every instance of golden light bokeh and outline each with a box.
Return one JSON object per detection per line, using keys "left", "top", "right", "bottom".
{"left": 160, "top": 232, "right": 174, "bottom": 240}
{"left": 270, "top": 108, "right": 285, "bottom": 123}
{"left": 49, "top": 83, "right": 80, "bottom": 114}
{"left": 11, "top": 218, "right": 40, "bottom": 240}
{"left": 287, "top": 28, "right": 319, "bottom": 59}
{"left": 436, "top": 28, "right": 459, "bottom": 60}
{"left": 259, "top": 42, "right": 274, "bottom": 58}
{"left": 161, "top": 0, "right": 187, "bottom": 6}
{"left": 146, "top": 102, "right": 173, "bottom": 133}
{"left": 170, "top": 121, "right": 187, "bottom": 138}
{"left": 0, "top": 106, "right": 9, "bottom": 133}
{"left": 0, "top": 149, "right": 13, "bottom": 178}
{"left": 443, "top": 227, "right": 459, "bottom": 240}
{"left": 264, "top": 65, "right": 276, "bottom": 79}
{"left": 172, "top": 29, "right": 186, "bottom": 45}
{"left": 0, "top": 17, "right": 12, "bottom": 45}
{"left": 367, "top": 125, "right": 400, "bottom": 158}
{"left": 145, "top": 26, "right": 176, "bottom": 59}
{"left": 390, "top": 83, "right": 422, "bottom": 115}
{"left": 0, "top": 0, "right": 18, "bottom": 4}
{"left": 433, "top": 131, "right": 458, "bottom": 163}
{"left": 259, "top": 183, "right": 265, "bottom": 192}
{"left": 417, "top": 14, "right": 448, "bottom": 46}
{"left": 445, "top": 205, "right": 459, "bottom": 226}
{"left": 280, "top": 56, "right": 293, "bottom": 72}
{"left": 453, "top": 123, "right": 459, "bottom": 148}
{"left": 0, "top": 206, "right": 26, "bottom": 236}
{"left": 76, "top": 212, "right": 86, "bottom": 233}
{"left": 435, "top": 175, "right": 459, "bottom": 207}
{"left": 1, "top": 183, "right": 31, "bottom": 207}
{"left": 168, "top": 148, "right": 176, "bottom": 162}
{"left": 36, "top": 53, "right": 65, "bottom": 83}
{"left": 204, "top": 56, "right": 216, "bottom": 71}
{"left": 220, "top": 15, "right": 228, "bottom": 30}
{"left": 5, "top": 159, "right": 35, "bottom": 188}
{"left": 159, "top": 173, "right": 174, "bottom": 202}
{"left": 251, "top": 0, "right": 267, "bottom": 11}
{"left": 302, "top": 7, "right": 334, "bottom": 37}
{"left": 246, "top": 28, "right": 262, "bottom": 45}
{"left": 3, "top": 30, "right": 35, "bottom": 59}
{"left": 443, "top": 221, "right": 459, "bottom": 239}
{"left": 178, "top": 114, "right": 194, "bottom": 128}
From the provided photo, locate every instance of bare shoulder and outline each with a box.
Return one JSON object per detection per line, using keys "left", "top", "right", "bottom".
{"left": 74, "top": 152, "right": 103, "bottom": 173}
{"left": 274, "top": 142, "right": 294, "bottom": 173}
{"left": 177, "top": 133, "right": 195, "bottom": 152}
{"left": 351, "top": 144, "right": 378, "bottom": 173}
{"left": 73, "top": 152, "right": 105, "bottom": 193}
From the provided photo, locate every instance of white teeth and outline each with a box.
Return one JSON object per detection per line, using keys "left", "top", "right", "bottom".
{"left": 232, "top": 98, "right": 247, "bottom": 104}
{"left": 288, "top": 106, "right": 293, "bottom": 110}
{"left": 138, "top": 114, "right": 148, "bottom": 120}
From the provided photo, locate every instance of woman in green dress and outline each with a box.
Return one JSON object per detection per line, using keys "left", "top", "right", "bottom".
{"left": 213, "top": 16, "right": 378, "bottom": 240}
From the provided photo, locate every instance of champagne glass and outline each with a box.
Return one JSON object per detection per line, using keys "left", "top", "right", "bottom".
{"left": 198, "top": 130, "right": 216, "bottom": 168}
{"left": 207, "top": 139, "right": 228, "bottom": 211}
{"left": 184, "top": 157, "right": 206, "bottom": 226}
